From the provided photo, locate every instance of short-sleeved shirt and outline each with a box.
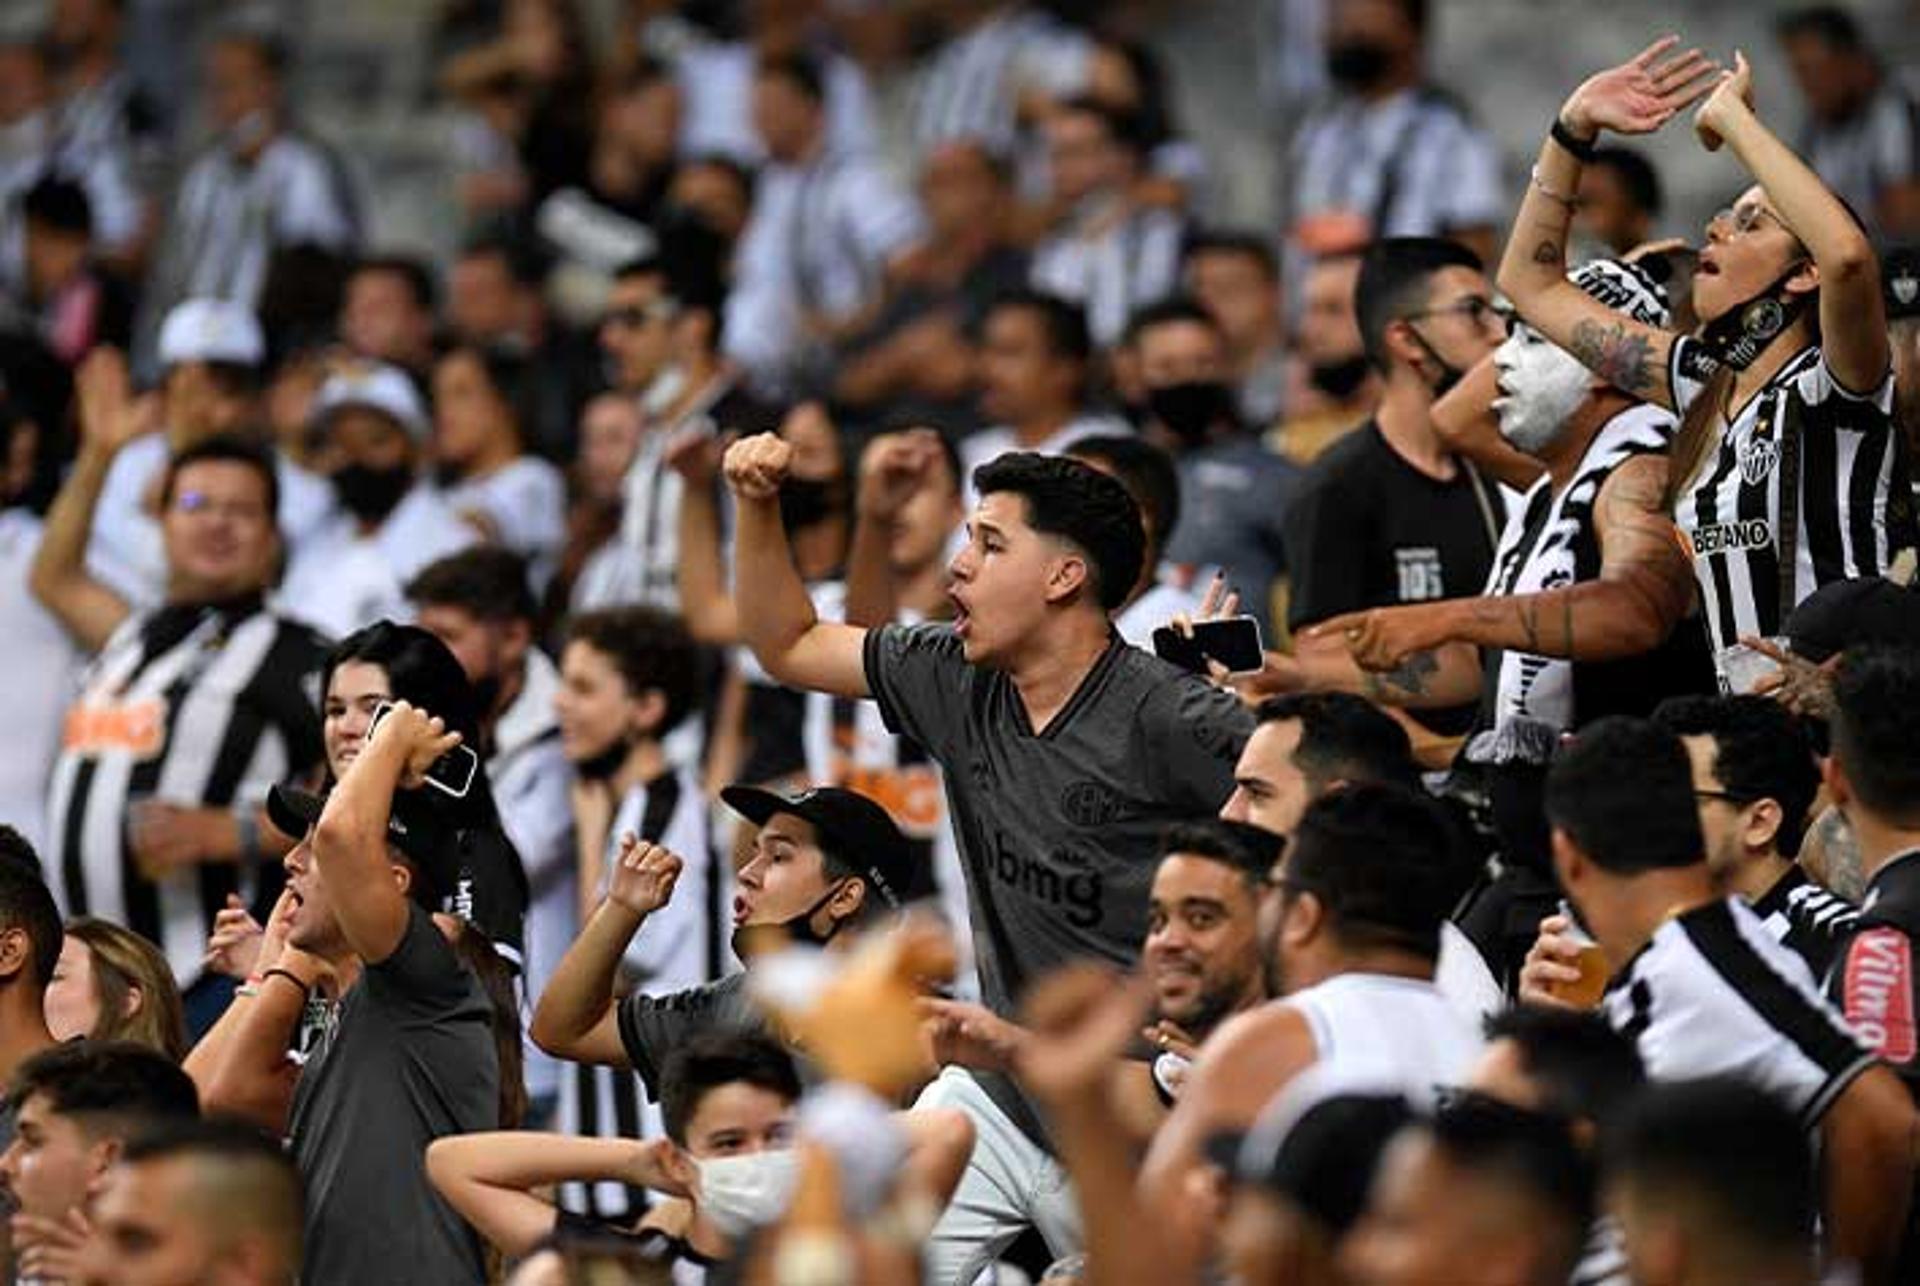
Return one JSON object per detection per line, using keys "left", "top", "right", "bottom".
{"left": 1668, "top": 339, "right": 1917, "bottom": 678}
{"left": 864, "top": 623, "right": 1252, "bottom": 1136}
{"left": 1603, "top": 897, "right": 1873, "bottom": 1127}
{"left": 617, "top": 971, "right": 762, "bottom": 1101}
{"left": 1825, "top": 849, "right": 1920, "bottom": 1102}
{"left": 291, "top": 904, "right": 500, "bottom": 1286}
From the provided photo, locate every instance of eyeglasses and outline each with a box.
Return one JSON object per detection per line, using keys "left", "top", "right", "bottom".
{"left": 1402, "top": 296, "right": 1513, "bottom": 332}
{"left": 1712, "top": 204, "right": 1789, "bottom": 237}
{"left": 1693, "top": 788, "right": 1756, "bottom": 806}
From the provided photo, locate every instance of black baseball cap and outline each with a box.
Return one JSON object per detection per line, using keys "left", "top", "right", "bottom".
{"left": 720, "top": 784, "right": 920, "bottom": 909}
{"left": 1884, "top": 246, "right": 1920, "bottom": 321}
{"left": 1206, "top": 1090, "right": 1414, "bottom": 1237}
{"left": 266, "top": 784, "right": 457, "bottom": 900}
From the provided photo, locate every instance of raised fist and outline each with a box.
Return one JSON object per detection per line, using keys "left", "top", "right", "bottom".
{"left": 723, "top": 432, "right": 794, "bottom": 503}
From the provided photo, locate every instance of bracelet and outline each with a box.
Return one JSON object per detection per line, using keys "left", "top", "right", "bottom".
{"left": 1551, "top": 117, "right": 1598, "bottom": 162}
{"left": 261, "top": 967, "right": 311, "bottom": 999}
{"left": 1529, "top": 165, "right": 1579, "bottom": 207}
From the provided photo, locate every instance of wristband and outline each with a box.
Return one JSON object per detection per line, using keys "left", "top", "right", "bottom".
{"left": 1551, "top": 117, "right": 1598, "bottom": 162}
{"left": 262, "top": 967, "right": 311, "bottom": 999}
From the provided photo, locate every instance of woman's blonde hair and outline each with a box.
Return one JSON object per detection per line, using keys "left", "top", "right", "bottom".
{"left": 64, "top": 917, "right": 189, "bottom": 1062}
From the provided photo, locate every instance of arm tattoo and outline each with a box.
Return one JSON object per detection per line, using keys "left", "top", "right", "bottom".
{"left": 1531, "top": 239, "right": 1563, "bottom": 266}
{"left": 1568, "top": 319, "right": 1657, "bottom": 395}
{"left": 1366, "top": 650, "right": 1440, "bottom": 701}
{"left": 1812, "top": 808, "right": 1867, "bottom": 903}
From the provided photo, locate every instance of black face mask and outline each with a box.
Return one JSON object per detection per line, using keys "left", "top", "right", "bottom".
{"left": 1147, "top": 380, "right": 1237, "bottom": 446}
{"left": 572, "top": 737, "right": 630, "bottom": 782}
{"left": 729, "top": 879, "right": 849, "bottom": 962}
{"left": 470, "top": 672, "right": 504, "bottom": 719}
{"left": 778, "top": 477, "right": 841, "bottom": 533}
{"left": 1698, "top": 263, "right": 1812, "bottom": 372}
{"left": 1309, "top": 354, "right": 1374, "bottom": 400}
{"left": 1327, "top": 39, "right": 1393, "bottom": 90}
{"left": 332, "top": 463, "right": 413, "bottom": 525}
{"left": 1405, "top": 328, "right": 1467, "bottom": 398}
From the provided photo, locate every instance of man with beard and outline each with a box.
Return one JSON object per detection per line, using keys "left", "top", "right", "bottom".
{"left": 279, "top": 362, "right": 476, "bottom": 639}
{"left": 1141, "top": 782, "right": 1483, "bottom": 1275}
{"left": 1315, "top": 258, "right": 1709, "bottom": 735}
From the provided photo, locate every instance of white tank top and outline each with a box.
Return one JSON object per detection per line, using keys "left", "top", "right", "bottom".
{"left": 1288, "top": 972, "right": 1485, "bottom": 1105}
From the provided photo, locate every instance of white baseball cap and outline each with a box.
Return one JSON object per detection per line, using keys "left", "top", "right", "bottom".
{"left": 156, "top": 298, "right": 265, "bottom": 369}
{"left": 311, "top": 362, "right": 430, "bottom": 442}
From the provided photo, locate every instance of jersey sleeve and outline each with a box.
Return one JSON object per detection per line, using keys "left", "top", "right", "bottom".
{"left": 1798, "top": 349, "right": 1897, "bottom": 412}
{"left": 1666, "top": 336, "right": 1717, "bottom": 417}
{"left": 1832, "top": 925, "right": 1920, "bottom": 1084}
{"left": 1145, "top": 678, "right": 1254, "bottom": 813}
{"left": 365, "top": 903, "right": 481, "bottom": 1021}
{"left": 617, "top": 982, "right": 745, "bottom": 1100}
{"left": 862, "top": 623, "right": 970, "bottom": 761}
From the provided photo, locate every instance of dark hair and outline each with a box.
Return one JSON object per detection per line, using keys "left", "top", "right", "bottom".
{"left": 1777, "top": 5, "right": 1866, "bottom": 51}
{"left": 1185, "top": 230, "right": 1280, "bottom": 283}
{"left": 1426, "top": 1094, "right": 1594, "bottom": 1274}
{"left": 122, "top": 1117, "right": 304, "bottom": 1267}
{"left": 0, "top": 829, "right": 63, "bottom": 989}
{"left": 611, "top": 254, "right": 667, "bottom": 287}
{"left": 1093, "top": 35, "right": 1175, "bottom": 149}
{"left": 1254, "top": 694, "right": 1419, "bottom": 792}
{"left": 6, "top": 1040, "right": 199, "bottom": 1127}
{"left": 351, "top": 254, "right": 437, "bottom": 314}
{"left": 323, "top": 622, "right": 484, "bottom": 750}
{"left": 1545, "top": 717, "right": 1702, "bottom": 874}
{"left": 450, "top": 923, "right": 525, "bottom": 1130}
{"left": 407, "top": 547, "right": 538, "bottom": 625}
{"left": 972, "top": 452, "right": 1146, "bottom": 613}
{"left": 1604, "top": 1079, "right": 1814, "bottom": 1259}
{"left": 1354, "top": 237, "right": 1484, "bottom": 372}
{"left": 986, "top": 289, "right": 1092, "bottom": 366}
{"left": 1286, "top": 783, "right": 1472, "bottom": 960}
{"left": 437, "top": 342, "right": 532, "bottom": 446}
{"left": 659, "top": 1031, "right": 802, "bottom": 1146}
{"left": 1589, "top": 147, "right": 1664, "bottom": 219}
{"left": 22, "top": 176, "right": 91, "bottom": 237}
{"left": 1652, "top": 695, "right": 1819, "bottom": 857}
{"left": 1123, "top": 296, "right": 1224, "bottom": 350}
{"left": 1482, "top": 1006, "right": 1646, "bottom": 1126}
{"left": 1161, "top": 819, "right": 1284, "bottom": 891}
{"left": 679, "top": 152, "right": 757, "bottom": 210}
{"left": 562, "top": 607, "right": 701, "bottom": 736}
{"left": 1831, "top": 646, "right": 1920, "bottom": 827}
{"left": 613, "top": 52, "right": 673, "bottom": 96}
{"left": 457, "top": 233, "right": 546, "bottom": 288}
{"left": 754, "top": 50, "right": 826, "bottom": 104}
{"left": 1388, "top": 0, "right": 1430, "bottom": 36}
{"left": 159, "top": 435, "right": 280, "bottom": 522}
{"left": 1068, "top": 434, "right": 1182, "bottom": 554}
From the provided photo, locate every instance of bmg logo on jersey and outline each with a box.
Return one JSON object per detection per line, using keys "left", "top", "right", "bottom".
{"left": 1394, "top": 547, "right": 1445, "bottom": 602}
{"left": 987, "top": 832, "right": 1103, "bottom": 928}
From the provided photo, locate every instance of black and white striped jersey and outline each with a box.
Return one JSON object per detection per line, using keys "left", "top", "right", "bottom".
{"left": 557, "top": 766, "right": 727, "bottom": 1220}
{"left": 1752, "top": 864, "right": 1858, "bottom": 982}
{"left": 46, "top": 598, "right": 327, "bottom": 983}
{"left": 1602, "top": 897, "right": 1874, "bottom": 1126}
{"left": 910, "top": 8, "right": 1092, "bottom": 156}
{"left": 1669, "top": 339, "right": 1918, "bottom": 681}
{"left": 1481, "top": 404, "right": 1676, "bottom": 734}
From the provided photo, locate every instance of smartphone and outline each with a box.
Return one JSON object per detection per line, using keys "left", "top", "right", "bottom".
{"left": 1715, "top": 639, "right": 1785, "bottom": 696}
{"left": 1152, "top": 615, "right": 1266, "bottom": 676}
{"left": 368, "top": 701, "right": 479, "bottom": 799}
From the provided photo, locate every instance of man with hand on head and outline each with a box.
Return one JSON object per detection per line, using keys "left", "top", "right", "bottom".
{"left": 726, "top": 426, "right": 1251, "bottom": 1278}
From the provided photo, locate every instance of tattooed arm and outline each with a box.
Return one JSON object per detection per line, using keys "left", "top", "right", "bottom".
{"left": 1496, "top": 39, "right": 1718, "bottom": 410}
{"left": 1240, "top": 632, "right": 1484, "bottom": 710}
{"left": 1316, "top": 455, "right": 1695, "bottom": 666}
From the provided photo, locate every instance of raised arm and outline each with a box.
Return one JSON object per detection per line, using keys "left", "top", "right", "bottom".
{"left": 1431, "top": 353, "right": 1548, "bottom": 492}
{"left": 1497, "top": 39, "right": 1718, "bottom": 410}
{"left": 529, "top": 835, "right": 684, "bottom": 1069}
{"left": 844, "top": 430, "right": 946, "bottom": 628}
{"left": 426, "top": 1132, "right": 696, "bottom": 1258}
{"left": 1316, "top": 452, "right": 1695, "bottom": 668}
{"left": 311, "top": 701, "right": 461, "bottom": 964}
{"left": 28, "top": 350, "right": 143, "bottom": 652}
{"left": 187, "top": 891, "right": 309, "bottom": 1131}
{"left": 1695, "top": 51, "right": 1888, "bottom": 392}
{"left": 669, "top": 434, "right": 742, "bottom": 645}
{"left": 725, "top": 433, "right": 872, "bottom": 698}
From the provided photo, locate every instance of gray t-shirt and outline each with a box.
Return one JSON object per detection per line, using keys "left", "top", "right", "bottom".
{"left": 864, "top": 624, "right": 1251, "bottom": 1136}
{"left": 618, "top": 971, "right": 762, "bottom": 1101}
{"left": 290, "top": 906, "right": 500, "bottom": 1286}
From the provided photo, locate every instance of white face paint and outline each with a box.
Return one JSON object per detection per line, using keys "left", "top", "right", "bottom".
{"left": 1492, "top": 323, "right": 1594, "bottom": 457}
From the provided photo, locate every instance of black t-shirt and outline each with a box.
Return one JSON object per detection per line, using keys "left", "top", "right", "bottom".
{"left": 290, "top": 905, "right": 500, "bottom": 1286}
{"left": 1284, "top": 421, "right": 1505, "bottom": 732}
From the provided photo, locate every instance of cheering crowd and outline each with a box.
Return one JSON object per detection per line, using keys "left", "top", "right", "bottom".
{"left": 9, "top": 0, "right": 1920, "bottom": 1283}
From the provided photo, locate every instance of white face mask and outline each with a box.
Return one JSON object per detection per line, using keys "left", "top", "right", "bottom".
{"left": 696, "top": 1149, "right": 799, "bottom": 1238}
{"left": 1492, "top": 324, "right": 1593, "bottom": 458}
